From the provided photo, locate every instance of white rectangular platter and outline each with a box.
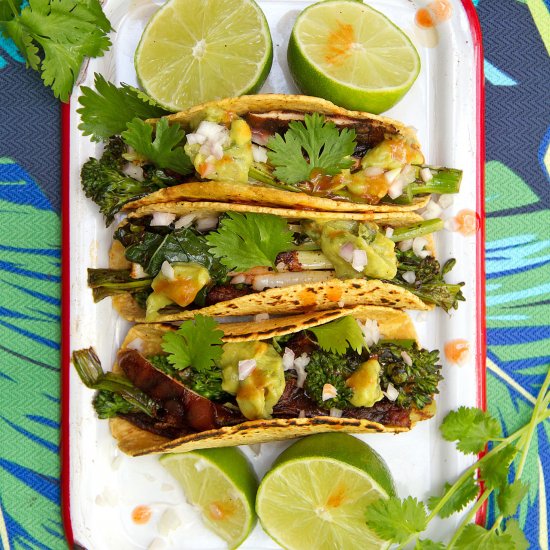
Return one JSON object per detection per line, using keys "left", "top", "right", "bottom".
{"left": 65, "top": 0, "right": 485, "bottom": 548}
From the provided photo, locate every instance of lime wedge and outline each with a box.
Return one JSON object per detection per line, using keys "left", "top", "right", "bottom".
{"left": 160, "top": 448, "right": 258, "bottom": 548}
{"left": 256, "top": 433, "right": 394, "bottom": 550}
{"left": 135, "top": 0, "right": 273, "bottom": 111}
{"left": 288, "top": 0, "right": 420, "bottom": 114}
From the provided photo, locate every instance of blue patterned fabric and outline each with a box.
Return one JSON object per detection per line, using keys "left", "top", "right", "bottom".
{"left": 0, "top": 1, "right": 548, "bottom": 548}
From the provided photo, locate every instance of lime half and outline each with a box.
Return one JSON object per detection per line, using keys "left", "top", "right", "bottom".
{"left": 256, "top": 433, "right": 394, "bottom": 550}
{"left": 160, "top": 448, "right": 258, "bottom": 548}
{"left": 288, "top": 0, "right": 420, "bottom": 114}
{"left": 135, "top": 0, "right": 273, "bottom": 111}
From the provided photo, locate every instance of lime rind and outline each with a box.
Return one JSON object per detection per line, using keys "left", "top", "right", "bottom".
{"left": 288, "top": 0, "right": 420, "bottom": 114}
{"left": 160, "top": 448, "right": 258, "bottom": 548}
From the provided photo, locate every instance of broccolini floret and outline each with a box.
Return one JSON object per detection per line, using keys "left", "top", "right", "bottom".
{"left": 93, "top": 390, "right": 138, "bottom": 419}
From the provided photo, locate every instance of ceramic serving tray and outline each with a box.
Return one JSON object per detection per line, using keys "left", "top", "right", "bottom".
{"left": 61, "top": 0, "right": 486, "bottom": 547}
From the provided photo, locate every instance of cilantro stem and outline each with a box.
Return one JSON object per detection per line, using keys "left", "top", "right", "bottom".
{"left": 446, "top": 488, "right": 492, "bottom": 549}
{"left": 249, "top": 165, "right": 301, "bottom": 193}
{"left": 6, "top": 0, "right": 18, "bottom": 17}
{"left": 488, "top": 365, "right": 550, "bottom": 534}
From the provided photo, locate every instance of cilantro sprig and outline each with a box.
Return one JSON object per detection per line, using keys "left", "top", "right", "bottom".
{"left": 78, "top": 73, "right": 170, "bottom": 141}
{"left": 364, "top": 366, "right": 550, "bottom": 549}
{"left": 266, "top": 113, "right": 356, "bottom": 184}
{"left": 161, "top": 315, "right": 224, "bottom": 373}
{"left": 122, "top": 117, "right": 193, "bottom": 174}
{"left": 309, "top": 316, "right": 365, "bottom": 355}
{"left": 206, "top": 212, "right": 294, "bottom": 272}
{"left": 0, "top": 0, "right": 112, "bottom": 101}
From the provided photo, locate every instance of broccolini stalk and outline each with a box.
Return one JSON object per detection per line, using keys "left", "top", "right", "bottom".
{"left": 392, "top": 167, "right": 463, "bottom": 204}
{"left": 87, "top": 268, "right": 152, "bottom": 302}
{"left": 71, "top": 348, "right": 157, "bottom": 417}
{"left": 395, "top": 252, "right": 465, "bottom": 312}
{"left": 390, "top": 219, "right": 444, "bottom": 242}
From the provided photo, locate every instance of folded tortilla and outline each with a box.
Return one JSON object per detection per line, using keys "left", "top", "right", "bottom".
{"left": 109, "top": 306, "right": 437, "bottom": 456}
{"left": 107, "top": 202, "right": 433, "bottom": 322}
{"left": 124, "top": 94, "right": 429, "bottom": 213}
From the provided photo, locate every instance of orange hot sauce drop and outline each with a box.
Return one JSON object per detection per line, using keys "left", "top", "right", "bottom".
{"left": 444, "top": 339, "right": 470, "bottom": 365}
{"left": 454, "top": 209, "right": 479, "bottom": 236}
{"left": 132, "top": 505, "right": 152, "bottom": 525}
{"left": 415, "top": 0, "right": 453, "bottom": 28}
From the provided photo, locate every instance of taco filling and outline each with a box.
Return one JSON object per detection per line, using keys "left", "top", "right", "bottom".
{"left": 80, "top": 95, "right": 462, "bottom": 223}
{"left": 72, "top": 312, "right": 443, "bottom": 443}
{"left": 88, "top": 210, "right": 464, "bottom": 320}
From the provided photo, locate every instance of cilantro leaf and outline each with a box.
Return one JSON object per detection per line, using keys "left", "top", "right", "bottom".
{"left": 415, "top": 540, "right": 446, "bottom": 550}
{"left": 454, "top": 524, "right": 516, "bottom": 550}
{"left": 440, "top": 407, "right": 501, "bottom": 454}
{"left": 479, "top": 445, "right": 518, "bottom": 490}
{"left": 206, "top": 212, "right": 294, "bottom": 272}
{"left": 1, "top": 0, "right": 112, "bottom": 101}
{"left": 121, "top": 117, "right": 193, "bottom": 174}
{"left": 266, "top": 113, "right": 356, "bottom": 184}
{"left": 78, "top": 73, "right": 169, "bottom": 141}
{"left": 161, "top": 315, "right": 224, "bottom": 373}
{"left": 502, "top": 519, "right": 529, "bottom": 550}
{"left": 309, "top": 316, "right": 366, "bottom": 355}
{"left": 497, "top": 480, "right": 529, "bottom": 518}
{"left": 365, "top": 496, "right": 427, "bottom": 543}
{"left": 427, "top": 475, "right": 479, "bottom": 518}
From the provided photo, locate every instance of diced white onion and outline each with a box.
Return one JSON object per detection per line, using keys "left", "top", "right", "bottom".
{"left": 351, "top": 249, "right": 368, "bottom": 272}
{"left": 384, "top": 167, "right": 402, "bottom": 184}
{"left": 339, "top": 242, "right": 354, "bottom": 262}
{"left": 238, "top": 359, "right": 257, "bottom": 380}
{"left": 330, "top": 408, "right": 343, "bottom": 418}
{"left": 295, "top": 361, "right": 308, "bottom": 388}
{"left": 420, "top": 167, "right": 433, "bottom": 182}
{"left": 364, "top": 166, "right": 385, "bottom": 177}
{"left": 413, "top": 237, "right": 430, "bottom": 259}
{"left": 161, "top": 261, "right": 175, "bottom": 280}
{"left": 282, "top": 347, "right": 295, "bottom": 370}
{"left": 322, "top": 383, "right": 338, "bottom": 401}
{"left": 399, "top": 239, "right": 413, "bottom": 252}
{"left": 298, "top": 410, "right": 306, "bottom": 418}
{"left": 150, "top": 212, "right": 177, "bottom": 226}
{"left": 158, "top": 508, "right": 181, "bottom": 537}
{"left": 358, "top": 319, "right": 380, "bottom": 347}
{"left": 337, "top": 300, "right": 345, "bottom": 308}
{"left": 251, "top": 270, "right": 333, "bottom": 291}
{"left": 422, "top": 200, "right": 443, "bottom": 220}
{"left": 388, "top": 178, "right": 405, "bottom": 199}
{"left": 401, "top": 351, "right": 413, "bottom": 366}
{"left": 438, "top": 194, "right": 454, "bottom": 209}
{"left": 402, "top": 271, "right": 416, "bottom": 284}
{"left": 401, "top": 164, "right": 417, "bottom": 184}
{"left": 275, "top": 261, "right": 287, "bottom": 272}
{"left": 195, "top": 121, "right": 228, "bottom": 140}
{"left": 230, "top": 274, "right": 246, "bottom": 285}
{"left": 195, "top": 216, "right": 219, "bottom": 232}
{"left": 383, "top": 382, "right": 399, "bottom": 402}
{"left": 385, "top": 227, "right": 394, "bottom": 238}
{"left": 185, "top": 133, "right": 206, "bottom": 145}
{"left": 127, "top": 338, "right": 144, "bottom": 352}
{"left": 294, "top": 353, "right": 311, "bottom": 370}
{"left": 122, "top": 163, "right": 144, "bottom": 181}
{"left": 174, "top": 213, "right": 196, "bottom": 229}
{"left": 131, "top": 263, "right": 148, "bottom": 279}
{"left": 254, "top": 313, "right": 270, "bottom": 322}
{"left": 252, "top": 144, "right": 268, "bottom": 163}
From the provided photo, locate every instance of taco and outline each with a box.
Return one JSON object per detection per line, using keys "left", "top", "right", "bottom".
{"left": 71, "top": 306, "right": 443, "bottom": 456}
{"left": 88, "top": 203, "right": 464, "bottom": 322}
{"left": 81, "top": 95, "right": 462, "bottom": 223}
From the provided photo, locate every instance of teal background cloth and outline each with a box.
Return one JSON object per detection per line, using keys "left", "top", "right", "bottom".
{"left": 0, "top": 0, "right": 549, "bottom": 548}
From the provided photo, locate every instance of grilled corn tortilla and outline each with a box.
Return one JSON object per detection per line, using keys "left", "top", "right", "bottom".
{"left": 109, "top": 306, "right": 436, "bottom": 456}
{"left": 123, "top": 94, "right": 428, "bottom": 213}
{"left": 106, "top": 202, "right": 434, "bottom": 322}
